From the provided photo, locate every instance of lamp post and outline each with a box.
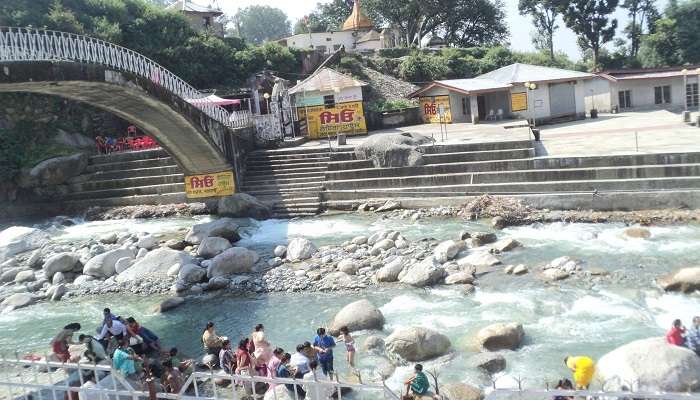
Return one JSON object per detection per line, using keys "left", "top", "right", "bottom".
{"left": 263, "top": 92, "right": 270, "bottom": 115}
{"left": 524, "top": 82, "right": 537, "bottom": 128}
{"left": 683, "top": 69, "right": 688, "bottom": 112}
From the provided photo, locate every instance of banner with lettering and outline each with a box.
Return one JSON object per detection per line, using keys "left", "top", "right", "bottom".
{"left": 297, "top": 101, "right": 367, "bottom": 139}
{"left": 419, "top": 96, "right": 452, "bottom": 123}
{"left": 511, "top": 92, "right": 528, "bottom": 112}
{"left": 184, "top": 171, "right": 235, "bottom": 199}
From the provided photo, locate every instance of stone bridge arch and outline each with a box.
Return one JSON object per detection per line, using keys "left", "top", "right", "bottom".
{"left": 0, "top": 27, "right": 253, "bottom": 180}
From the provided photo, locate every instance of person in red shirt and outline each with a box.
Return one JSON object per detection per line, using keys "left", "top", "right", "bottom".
{"left": 666, "top": 319, "right": 686, "bottom": 346}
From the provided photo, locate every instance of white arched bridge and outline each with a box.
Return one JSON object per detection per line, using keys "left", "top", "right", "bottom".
{"left": 0, "top": 26, "right": 254, "bottom": 182}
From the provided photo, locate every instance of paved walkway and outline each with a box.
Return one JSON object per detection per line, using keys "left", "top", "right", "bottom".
{"left": 287, "top": 109, "right": 700, "bottom": 157}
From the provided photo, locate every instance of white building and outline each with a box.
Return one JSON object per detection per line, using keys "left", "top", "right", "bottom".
{"left": 166, "top": 0, "right": 224, "bottom": 37}
{"left": 585, "top": 66, "right": 700, "bottom": 113}
{"left": 410, "top": 63, "right": 595, "bottom": 124}
{"left": 277, "top": 0, "right": 393, "bottom": 54}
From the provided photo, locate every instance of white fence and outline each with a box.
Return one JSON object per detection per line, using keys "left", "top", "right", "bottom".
{"left": 0, "top": 355, "right": 400, "bottom": 400}
{"left": 0, "top": 27, "right": 253, "bottom": 131}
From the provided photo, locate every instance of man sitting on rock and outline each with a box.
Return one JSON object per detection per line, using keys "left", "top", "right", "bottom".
{"left": 404, "top": 364, "right": 429, "bottom": 396}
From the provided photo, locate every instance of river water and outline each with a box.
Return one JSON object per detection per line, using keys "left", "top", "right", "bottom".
{"left": 1, "top": 213, "right": 699, "bottom": 392}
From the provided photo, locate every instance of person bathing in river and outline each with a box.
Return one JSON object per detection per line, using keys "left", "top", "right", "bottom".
{"left": 291, "top": 344, "right": 311, "bottom": 377}
{"left": 79, "top": 334, "right": 108, "bottom": 362}
{"left": 219, "top": 340, "right": 235, "bottom": 374}
{"left": 666, "top": 319, "right": 687, "bottom": 347}
{"left": 336, "top": 326, "right": 356, "bottom": 368}
{"left": 51, "top": 323, "right": 81, "bottom": 362}
{"left": 267, "top": 348, "right": 285, "bottom": 390}
{"left": 252, "top": 324, "right": 272, "bottom": 373}
{"left": 202, "top": 321, "right": 224, "bottom": 356}
{"left": 312, "top": 328, "right": 336, "bottom": 378}
{"left": 236, "top": 338, "right": 256, "bottom": 376}
{"left": 276, "top": 353, "right": 306, "bottom": 398}
{"left": 161, "top": 360, "right": 184, "bottom": 393}
{"left": 112, "top": 340, "right": 141, "bottom": 379}
{"left": 564, "top": 356, "right": 595, "bottom": 390}
{"left": 167, "top": 347, "right": 193, "bottom": 373}
{"left": 96, "top": 318, "right": 127, "bottom": 352}
{"left": 686, "top": 317, "right": 700, "bottom": 355}
{"left": 126, "top": 317, "right": 160, "bottom": 354}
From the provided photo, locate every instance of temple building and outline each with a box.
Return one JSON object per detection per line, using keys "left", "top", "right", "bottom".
{"left": 277, "top": 0, "right": 394, "bottom": 54}
{"left": 166, "top": 0, "right": 224, "bottom": 37}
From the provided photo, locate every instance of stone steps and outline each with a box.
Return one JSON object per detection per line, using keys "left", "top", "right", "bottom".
{"left": 243, "top": 175, "right": 325, "bottom": 187}
{"left": 89, "top": 148, "right": 169, "bottom": 164}
{"left": 85, "top": 165, "right": 182, "bottom": 181}
{"left": 63, "top": 182, "right": 185, "bottom": 200}
{"left": 69, "top": 174, "right": 184, "bottom": 192}
{"left": 64, "top": 192, "right": 188, "bottom": 208}
{"left": 84, "top": 157, "right": 176, "bottom": 173}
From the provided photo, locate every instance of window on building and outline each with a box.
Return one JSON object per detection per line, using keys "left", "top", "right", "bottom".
{"left": 461, "top": 98, "right": 468, "bottom": 115}
{"left": 323, "top": 95, "right": 335, "bottom": 109}
{"left": 203, "top": 16, "right": 211, "bottom": 28}
{"left": 687, "top": 83, "right": 699, "bottom": 108}
{"left": 618, "top": 90, "right": 632, "bottom": 109}
{"left": 654, "top": 85, "right": 671, "bottom": 104}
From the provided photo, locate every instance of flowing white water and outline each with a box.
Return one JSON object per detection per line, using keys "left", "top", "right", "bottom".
{"left": 1, "top": 214, "right": 700, "bottom": 392}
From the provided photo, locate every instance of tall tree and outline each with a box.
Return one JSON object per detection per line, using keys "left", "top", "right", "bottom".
{"left": 232, "top": 5, "right": 290, "bottom": 45}
{"left": 518, "top": 0, "right": 559, "bottom": 60}
{"left": 670, "top": 0, "right": 700, "bottom": 64}
{"left": 293, "top": 0, "right": 353, "bottom": 34}
{"left": 621, "top": 0, "right": 658, "bottom": 57}
{"left": 556, "top": 0, "right": 619, "bottom": 71}
{"left": 638, "top": 17, "right": 681, "bottom": 67}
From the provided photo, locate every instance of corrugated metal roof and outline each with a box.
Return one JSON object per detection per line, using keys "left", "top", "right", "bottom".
{"left": 477, "top": 63, "right": 594, "bottom": 84}
{"left": 435, "top": 79, "right": 512, "bottom": 92}
{"left": 289, "top": 68, "right": 367, "bottom": 94}
{"left": 166, "top": 0, "right": 222, "bottom": 15}
{"left": 610, "top": 70, "right": 696, "bottom": 80}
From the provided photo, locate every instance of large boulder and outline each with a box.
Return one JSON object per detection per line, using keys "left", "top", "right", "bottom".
{"left": 596, "top": 337, "right": 700, "bottom": 391}
{"left": 445, "top": 271, "right": 475, "bottom": 285}
{"left": 178, "top": 263, "right": 207, "bottom": 284}
{"left": 185, "top": 218, "right": 239, "bottom": 245}
{"left": 624, "top": 227, "right": 651, "bottom": 239}
{"left": 0, "top": 227, "right": 49, "bottom": 263}
{"left": 1, "top": 293, "right": 35, "bottom": 313}
{"left": 434, "top": 240, "right": 465, "bottom": 263}
{"left": 42, "top": 252, "right": 81, "bottom": 278}
{"left": 207, "top": 247, "right": 259, "bottom": 278}
{"left": 329, "top": 299, "right": 385, "bottom": 335}
{"left": 468, "top": 352, "right": 506, "bottom": 374}
{"left": 217, "top": 193, "right": 271, "bottom": 219}
{"left": 83, "top": 248, "right": 135, "bottom": 278}
{"left": 476, "top": 322, "right": 524, "bottom": 351}
{"left": 385, "top": 327, "right": 451, "bottom": 361}
{"left": 376, "top": 257, "right": 405, "bottom": 282}
{"left": 197, "top": 237, "right": 232, "bottom": 259}
{"left": 156, "top": 297, "right": 185, "bottom": 313}
{"left": 400, "top": 257, "right": 446, "bottom": 287}
{"left": 658, "top": 267, "right": 700, "bottom": 293}
{"left": 441, "top": 383, "right": 484, "bottom": 400}
{"left": 14, "top": 270, "right": 35, "bottom": 283}
{"left": 457, "top": 252, "right": 501, "bottom": 267}
{"left": 286, "top": 238, "right": 317, "bottom": 261}
{"left": 115, "top": 248, "right": 195, "bottom": 282}
{"left": 19, "top": 153, "right": 88, "bottom": 187}
{"left": 354, "top": 132, "right": 432, "bottom": 168}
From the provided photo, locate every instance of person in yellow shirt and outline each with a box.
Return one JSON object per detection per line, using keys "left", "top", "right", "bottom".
{"left": 564, "top": 356, "right": 595, "bottom": 389}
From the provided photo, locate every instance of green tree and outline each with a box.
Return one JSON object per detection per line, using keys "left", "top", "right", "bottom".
{"left": 46, "top": 1, "right": 85, "bottom": 33}
{"left": 294, "top": 0, "right": 354, "bottom": 34}
{"left": 398, "top": 51, "right": 449, "bottom": 82}
{"left": 556, "top": 0, "right": 619, "bottom": 71}
{"left": 621, "top": 0, "right": 658, "bottom": 57}
{"left": 670, "top": 0, "right": 700, "bottom": 64}
{"left": 518, "top": 0, "right": 559, "bottom": 60}
{"left": 638, "top": 17, "right": 682, "bottom": 67}
{"left": 232, "top": 5, "right": 290, "bottom": 45}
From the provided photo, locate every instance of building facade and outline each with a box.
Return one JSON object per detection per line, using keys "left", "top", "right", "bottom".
{"left": 166, "top": 0, "right": 224, "bottom": 37}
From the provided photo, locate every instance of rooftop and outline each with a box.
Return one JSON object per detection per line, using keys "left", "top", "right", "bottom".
{"left": 600, "top": 65, "right": 700, "bottom": 81}
{"left": 289, "top": 68, "right": 367, "bottom": 94}
{"left": 409, "top": 79, "right": 512, "bottom": 97}
{"left": 166, "top": 0, "right": 223, "bottom": 15}
{"left": 357, "top": 30, "right": 380, "bottom": 44}
{"left": 477, "top": 63, "right": 595, "bottom": 84}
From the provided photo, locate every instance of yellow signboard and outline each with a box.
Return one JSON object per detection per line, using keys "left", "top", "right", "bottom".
{"left": 419, "top": 96, "right": 452, "bottom": 123}
{"left": 511, "top": 92, "right": 528, "bottom": 112}
{"left": 185, "top": 171, "right": 235, "bottom": 199}
{"left": 297, "top": 101, "right": 367, "bottom": 139}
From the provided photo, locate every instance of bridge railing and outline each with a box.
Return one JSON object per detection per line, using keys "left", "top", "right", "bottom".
{"left": 0, "top": 26, "right": 253, "bottom": 132}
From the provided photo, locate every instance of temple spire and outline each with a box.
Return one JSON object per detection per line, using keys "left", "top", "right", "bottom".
{"left": 341, "top": 0, "right": 373, "bottom": 31}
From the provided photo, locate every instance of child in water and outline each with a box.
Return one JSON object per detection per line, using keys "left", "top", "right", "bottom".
{"left": 336, "top": 326, "right": 356, "bottom": 368}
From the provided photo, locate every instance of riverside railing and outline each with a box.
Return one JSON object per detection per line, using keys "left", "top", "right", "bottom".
{"left": 0, "top": 26, "right": 253, "bottom": 131}
{"left": 0, "top": 354, "right": 400, "bottom": 400}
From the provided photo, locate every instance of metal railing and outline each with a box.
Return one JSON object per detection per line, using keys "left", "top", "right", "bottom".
{"left": 0, "top": 354, "right": 400, "bottom": 400}
{"left": 0, "top": 26, "right": 253, "bottom": 131}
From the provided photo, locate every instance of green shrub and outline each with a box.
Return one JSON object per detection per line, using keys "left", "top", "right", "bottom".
{"left": 366, "top": 99, "right": 417, "bottom": 112}
{"left": 398, "top": 52, "right": 449, "bottom": 83}
{"left": 378, "top": 47, "right": 412, "bottom": 58}
{"left": 337, "top": 56, "right": 366, "bottom": 78}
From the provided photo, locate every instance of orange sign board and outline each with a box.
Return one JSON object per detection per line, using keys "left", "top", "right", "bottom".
{"left": 297, "top": 101, "right": 367, "bottom": 139}
{"left": 185, "top": 171, "right": 235, "bottom": 199}
{"left": 419, "top": 96, "right": 452, "bottom": 123}
{"left": 511, "top": 92, "right": 528, "bottom": 112}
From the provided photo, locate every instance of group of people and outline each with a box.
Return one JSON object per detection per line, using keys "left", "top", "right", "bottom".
{"left": 666, "top": 317, "right": 700, "bottom": 354}
{"left": 49, "top": 308, "right": 194, "bottom": 395}
{"left": 201, "top": 322, "right": 357, "bottom": 398}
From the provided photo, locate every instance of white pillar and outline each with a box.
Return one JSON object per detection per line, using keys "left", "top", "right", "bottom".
{"left": 470, "top": 96, "right": 479, "bottom": 124}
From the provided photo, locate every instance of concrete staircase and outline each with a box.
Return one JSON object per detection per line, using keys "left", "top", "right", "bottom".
{"left": 322, "top": 140, "right": 700, "bottom": 209}
{"left": 64, "top": 148, "right": 186, "bottom": 208}
{"left": 241, "top": 147, "right": 355, "bottom": 218}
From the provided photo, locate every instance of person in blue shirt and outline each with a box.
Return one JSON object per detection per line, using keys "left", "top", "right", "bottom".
{"left": 276, "top": 352, "right": 306, "bottom": 398}
{"left": 312, "top": 327, "right": 336, "bottom": 378}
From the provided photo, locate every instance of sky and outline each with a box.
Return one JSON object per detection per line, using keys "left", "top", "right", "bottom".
{"left": 217, "top": 0, "right": 669, "bottom": 61}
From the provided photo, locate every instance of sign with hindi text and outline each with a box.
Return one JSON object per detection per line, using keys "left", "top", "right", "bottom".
{"left": 511, "top": 92, "right": 528, "bottom": 112}
{"left": 297, "top": 101, "right": 367, "bottom": 139}
{"left": 185, "top": 171, "right": 235, "bottom": 199}
{"left": 419, "top": 96, "right": 452, "bottom": 123}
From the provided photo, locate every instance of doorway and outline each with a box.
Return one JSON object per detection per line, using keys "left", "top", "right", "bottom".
{"left": 477, "top": 95, "right": 486, "bottom": 120}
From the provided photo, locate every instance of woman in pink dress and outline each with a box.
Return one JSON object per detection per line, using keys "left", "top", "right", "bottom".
{"left": 266, "top": 347, "right": 285, "bottom": 390}
{"left": 251, "top": 324, "right": 272, "bottom": 375}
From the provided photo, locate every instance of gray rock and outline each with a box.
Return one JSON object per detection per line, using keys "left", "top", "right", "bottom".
{"left": 185, "top": 218, "right": 239, "bottom": 245}
{"left": 0, "top": 227, "right": 49, "bottom": 263}
{"left": 318, "top": 272, "right": 354, "bottom": 289}
{"left": 477, "top": 322, "right": 524, "bottom": 351}
{"left": 367, "top": 231, "right": 388, "bottom": 246}
{"left": 52, "top": 271, "right": 66, "bottom": 285}
{"left": 273, "top": 245, "right": 287, "bottom": 258}
{"left": 98, "top": 233, "right": 118, "bottom": 244}
{"left": 658, "top": 267, "right": 700, "bottom": 293}
{"left": 434, "top": 240, "right": 464, "bottom": 263}
{"left": 442, "top": 383, "right": 484, "bottom": 400}
{"left": 83, "top": 248, "right": 135, "bottom": 278}
{"left": 286, "top": 238, "right": 317, "bottom": 261}
{"left": 206, "top": 276, "right": 230, "bottom": 290}
{"left": 267, "top": 257, "right": 283, "bottom": 267}
{"left": 329, "top": 299, "right": 385, "bottom": 335}
{"left": 50, "top": 284, "right": 67, "bottom": 301}
{"left": 136, "top": 248, "right": 148, "bottom": 259}
{"left": 596, "top": 337, "right": 700, "bottom": 391}
{"left": 468, "top": 352, "right": 506, "bottom": 373}
{"left": 445, "top": 271, "right": 475, "bottom": 285}
{"left": 354, "top": 132, "right": 432, "bottom": 168}
{"left": 14, "top": 270, "right": 35, "bottom": 283}
{"left": 165, "top": 239, "right": 187, "bottom": 250}
{"left": 351, "top": 236, "right": 368, "bottom": 245}
{"left": 337, "top": 259, "right": 359, "bottom": 275}
{"left": 363, "top": 335, "right": 385, "bottom": 352}
{"left": 491, "top": 238, "right": 521, "bottom": 253}
{"left": 371, "top": 239, "right": 395, "bottom": 255}
{"left": 197, "top": 237, "right": 232, "bottom": 259}
{"left": 457, "top": 252, "right": 501, "bottom": 267}
{"left": 400, "top": 257, "right": 446, "bottom": 287}
{"left": 207, "top": 247, "right": 258, "bottom": 278}
{"left": 0, "top": 267, "right": 21, "bottom": 283}
{"left": 513, "top": 264, "right": 528, "bottom": 275}
{"left": 375, "top": 200, "right": 401, "bottom": 212}
{"left": 167, "top": 263, "right": 182, "bottom": 277}
{"left": 42, "top": 252, "right": 81, "bottom": 278}
{"left": 157, "top": 297, "right": 185, "bottom": 313}
{"left": 472, "top": 232, "right": 497, "bottom": 245}
{"left": 114, "top": 257, "right": 134, "bottom": 274}
{"left": 178, "top": 263, "right": 207, "bottom": 284}
{"left": 115, "top": 248, "right": 194, "bottom": 282}
{"left": 624, "top": 227, "right": 652, "bottom": 239}
{"left": 27, "top": 249, "right": 43, "bottom": 268}
{"left": 491, "top": 216, "right": 506, "bottom": 230}
{"left": 72, "top": 275, "right": 95, "bottom": 286}
{"left": 1, "top": 293, "right": 35, "bottom": 312}
{"left": 376, "top": 257, "right": 405, "bottom": 282}
{"left": 385, "top": 326, "right": 451, "bottom": 361}
{"left": 136, "top": 235, "right": 158, "bottom": 250}
{"left": 217, "top": 193, "right": 271, "bottom": 219}
{"left": 458, "top": 230, "right": 471, "bottom": 240}
{"left": 542, "top": 269, "right": 570, "bottom": 282}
